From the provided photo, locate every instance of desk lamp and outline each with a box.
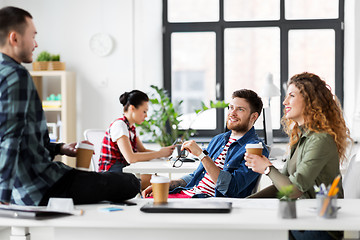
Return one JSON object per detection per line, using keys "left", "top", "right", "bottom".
{"left": 261, "top": 73, "right": 280, "bottom": 108}
{"left": 260, "top": 73, "right": 281, "bottom": 157}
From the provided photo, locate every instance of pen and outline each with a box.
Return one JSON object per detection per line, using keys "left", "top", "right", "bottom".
{"left": 327, "top": 175, "right": 341, "bottom": 197}
{"left": 172, "top": 138, "right": 178, "bottom": 145}
{"left": 319, "top": 175, "right": 341, "bottom": 216}
{"left": 313, "top": 185, "right": 320, "bottom": 193}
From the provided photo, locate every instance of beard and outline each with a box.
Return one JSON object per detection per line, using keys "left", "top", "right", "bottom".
{"left": 226, "top": 114, "right": 251, "bottom": 133}
{"left": 19, "top": 50, "right": 33, "bottom": 63}
{"left": 18, "top": 43, "right": 33, "bottom": 63}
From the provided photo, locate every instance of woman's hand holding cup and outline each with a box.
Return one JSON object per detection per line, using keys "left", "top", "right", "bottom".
{"left": 244, "top": 152, "right": 271, "bottom": 174}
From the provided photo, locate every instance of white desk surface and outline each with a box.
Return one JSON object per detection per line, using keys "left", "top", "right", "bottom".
{"left": 1, "top": 198, "right": 360, "bottom": 240}
{"left": 123, "top": 158, "right": 200, "bottom": 175}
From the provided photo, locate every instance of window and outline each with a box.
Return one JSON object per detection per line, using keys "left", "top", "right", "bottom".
{"left": 163, "top": 0, "right": 344, "bottom": 139}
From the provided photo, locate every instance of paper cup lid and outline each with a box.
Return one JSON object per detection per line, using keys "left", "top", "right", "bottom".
{"left": 150, "top": 175, "right": 170, "bottom": 183}
{"left": 76, "top": 142, "right": 94, "bottom": 150}
{"left": 245, "top": 142, "right": 263, "bottom": 149}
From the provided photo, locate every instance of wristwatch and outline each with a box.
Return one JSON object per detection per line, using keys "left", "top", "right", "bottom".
{"left": 198, "top": 150, "right": 209, "bottom": 161}
{"left": 264, "top": 165, "right": 272, "bottom": 175}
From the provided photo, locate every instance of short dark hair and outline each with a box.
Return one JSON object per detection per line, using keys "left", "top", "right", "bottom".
{"left": 0, "top": 6, "right": 32, "bottom": 46}
{"left": 119, "top": 90, "right": 149, "bottom": 111}
{"left": 232, "top": 89, "right": 263, "bottom": 115}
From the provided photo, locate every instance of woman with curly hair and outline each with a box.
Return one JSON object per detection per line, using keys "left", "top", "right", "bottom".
{"left": 245, "top": 72, "right": 351, "bottom": 240}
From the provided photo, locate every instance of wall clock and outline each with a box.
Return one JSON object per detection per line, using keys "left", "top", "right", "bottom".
{"left": 89, "top": 33, "right": 113, "bottom": 57}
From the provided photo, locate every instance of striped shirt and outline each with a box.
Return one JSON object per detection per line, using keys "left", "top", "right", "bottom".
{"left": 182, "top": 136, "right": 238, "bottom": 197}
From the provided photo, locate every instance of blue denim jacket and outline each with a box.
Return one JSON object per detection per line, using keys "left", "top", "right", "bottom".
{"left": 171, "top": 127, "right": 269, "bottom": 198}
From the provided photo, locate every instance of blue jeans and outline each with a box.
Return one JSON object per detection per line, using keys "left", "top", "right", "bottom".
{"left": 108, "top": 161, "right": 126, "bottom": 173}
{"left": 290, "top": 231, "right": 335, "bottom": 240}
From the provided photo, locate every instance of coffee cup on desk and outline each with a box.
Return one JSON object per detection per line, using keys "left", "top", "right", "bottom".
{"left": 76, "top": 142, "right": 94, "bottom": 170}
{"left": 151, "top": 175, "right": 170, "bottom": 204}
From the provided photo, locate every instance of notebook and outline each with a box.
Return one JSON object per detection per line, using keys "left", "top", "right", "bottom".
{"left": 140, "top": 201, "right": 232, "bottom": 213}
{"left": 0, "top": 202, "right": 82, "bottom": 219}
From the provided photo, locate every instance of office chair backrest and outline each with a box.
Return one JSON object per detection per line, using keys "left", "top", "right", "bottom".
{"left": 84, "top": 129, "right": 106, "bottom": 172}
{"left": 343, "top": 152, "right": 360, "bottom": 199}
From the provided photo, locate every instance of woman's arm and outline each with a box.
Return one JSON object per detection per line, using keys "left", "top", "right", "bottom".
{"left": 245, "top": 153, "right": 303, "bottom": 199}
{"left": 117, "top": 136, "right": 174, "bottom": 163}
{"left": 136, "top": 137, "right": 154, "bottom": 153}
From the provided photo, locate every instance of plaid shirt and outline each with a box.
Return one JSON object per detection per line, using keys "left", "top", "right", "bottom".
{"left": 0, "top": 53, "right": 71, "bottom": 205}
{"left": 98, "top": 116, "right": 137, "bottom": 171}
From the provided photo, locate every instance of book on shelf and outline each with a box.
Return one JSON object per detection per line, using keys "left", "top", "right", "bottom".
{"left": 42, "top": 100, "right": 61, "bottom": 109}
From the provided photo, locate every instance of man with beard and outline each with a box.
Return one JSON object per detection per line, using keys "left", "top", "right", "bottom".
{"left": 142, "top": 89, "right": 269, "bottom": 198}
{"left": 0, "top": 6, "right": 139, "bottom": 206}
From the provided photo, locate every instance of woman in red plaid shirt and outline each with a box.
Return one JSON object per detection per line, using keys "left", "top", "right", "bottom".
{"left": 98, "top": 90, "right": 175, "bottom": 188}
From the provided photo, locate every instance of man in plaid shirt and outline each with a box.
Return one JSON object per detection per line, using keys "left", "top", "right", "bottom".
{"left": 0, "top": 6, "right": 139, "bottom": 205}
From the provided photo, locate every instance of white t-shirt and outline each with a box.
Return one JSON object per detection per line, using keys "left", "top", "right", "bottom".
{"left": 109, "top": 120, "right": 138, "bottom": 142}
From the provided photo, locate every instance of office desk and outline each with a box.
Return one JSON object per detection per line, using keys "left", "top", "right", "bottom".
{"left": 2, "top": 198, "right": 360, "bottom": 240}
{"left": 123, "top": 158, "right": 200, "bottom": 178}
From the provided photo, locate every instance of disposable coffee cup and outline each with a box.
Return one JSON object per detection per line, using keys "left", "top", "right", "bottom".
{"left": 151, "top": 175, "right": 170, "bottom": 204}
{"left": 76, "top": 142, "right": 94, "bottom": 169}
{"left": 245, "top": 142, "right": 263, "bottom": 156}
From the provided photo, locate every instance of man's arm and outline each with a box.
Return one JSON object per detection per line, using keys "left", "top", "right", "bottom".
{"left": 169, "top": 179, "right": 187, "bottom": 190}
{"left": 47, "top": 141, "right": 90, "bottom": 159}
{"left": 182, "top": 140, "right": 221, "bottom": 183}
{"left": 46, "top": 142, "right": 65, "bottom": 159}
{"left": 0, "top": 70, "right": 30, "bottom": 203}
{"left": 216, "top": 143, "right": 270, "bottom": 197}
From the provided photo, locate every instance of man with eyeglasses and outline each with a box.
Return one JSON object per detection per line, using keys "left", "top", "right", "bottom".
{"left": 142, "top": 89, "right": 269, "bottom": 198}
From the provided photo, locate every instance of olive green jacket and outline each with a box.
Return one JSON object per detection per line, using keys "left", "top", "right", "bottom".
{"left": 280, "top": 129, "right": 343, "bottom": 199}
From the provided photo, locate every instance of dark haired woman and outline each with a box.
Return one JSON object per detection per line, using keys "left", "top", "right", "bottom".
{"left": 98, "top": 90, "right": 174, "bottom": 177}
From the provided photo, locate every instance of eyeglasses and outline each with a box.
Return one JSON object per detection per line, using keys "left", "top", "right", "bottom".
{"left": 172, "top": 156, "right": 184, "bottom": 168}
{"left": 169, "top": 150, "right": 189, "bottom": 168}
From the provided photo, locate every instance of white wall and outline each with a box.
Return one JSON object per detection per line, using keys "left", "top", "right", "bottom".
{"left": 345, "top": 0, "right": 360, "bottom": 141}
{"left": 0, "top": 0, "right": 163, "bottom": 141}
{"left": 1, "top": 0, "right": 360, "bottom": 141}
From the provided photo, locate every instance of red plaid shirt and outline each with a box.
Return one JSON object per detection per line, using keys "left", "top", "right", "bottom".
{"left": 98, "top": 116, "right": 137, "bottom": 172}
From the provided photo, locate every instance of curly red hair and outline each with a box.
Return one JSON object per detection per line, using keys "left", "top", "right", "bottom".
{"left": 281, "top": 72, "right": 351, "bottom": 163}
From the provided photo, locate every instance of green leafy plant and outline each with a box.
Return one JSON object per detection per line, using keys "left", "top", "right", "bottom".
{"left": 137, "top": 85, "right": 228, "bottom": 147}
{"left": 51, "top": 54, "right": 60, "bottom": 61}
{"left": 36, "top": 51, "right": 51, "bottom": 61}
{"left": 36, "top": 51, "right": 60, "bottom": 62}
{"left": 277, "top": 185, "right": 295, "bottom": 201}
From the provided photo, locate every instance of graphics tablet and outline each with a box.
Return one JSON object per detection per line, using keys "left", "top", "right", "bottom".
{"left": 140, "top": 201, "right": 232, "bottom": 213}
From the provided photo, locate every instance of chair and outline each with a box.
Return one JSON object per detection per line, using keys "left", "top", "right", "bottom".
{"left": 343, "top": 152, "right": 360, "bottom": 199}
{"left": 84, "top": 129, "right": 106, "bottom": 172}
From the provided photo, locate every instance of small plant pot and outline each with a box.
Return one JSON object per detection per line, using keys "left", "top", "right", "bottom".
{"left": 32, "top": 61, "right": 65, "bottom": 71}
{"left": 278, "top": 200, "right": 297, "bottom": 219}
{"left": 32, "top": 61, "right": 49, "bottom": 71}
{"left": 48, "top": 61, "right": 65, "bottom": 70}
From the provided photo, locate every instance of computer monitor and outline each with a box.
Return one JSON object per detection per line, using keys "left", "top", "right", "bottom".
{"left": 263, "top": 107, "right": 273, "bottom": 147}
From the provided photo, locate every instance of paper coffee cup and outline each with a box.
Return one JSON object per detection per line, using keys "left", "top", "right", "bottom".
{"left": 76, "top": 142, "right": 94, "bottom": 169}
{"left": 150, "top": 175, "right": 170, "bottom": 204}
{"left": 245, "top": 142, "right": 263, "bottom": 156}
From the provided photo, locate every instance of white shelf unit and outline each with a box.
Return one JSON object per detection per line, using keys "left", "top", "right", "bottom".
{"left": 30, "top": 70, "right": 76, "bottom": 167}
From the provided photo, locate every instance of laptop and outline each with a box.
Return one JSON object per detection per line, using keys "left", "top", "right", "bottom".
{"left": 140, "top": 201, "right": 232, "bottom": 214}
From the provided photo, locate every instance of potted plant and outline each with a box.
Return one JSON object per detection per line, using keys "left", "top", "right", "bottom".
{"left": 277, "top": 185, "right": 297, "bottom": 219}
{"left": 137, "top": 85, "right": 228, "bottom": 147}
{"left": 33, "top": 51, "right": 65, "bottom": 71}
